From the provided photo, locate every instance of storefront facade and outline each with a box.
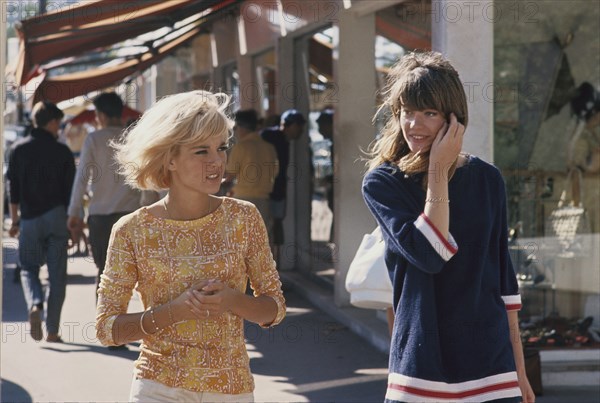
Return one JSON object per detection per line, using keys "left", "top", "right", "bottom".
{"left": 144, "top": 0, "right": 599, "bottom": 332}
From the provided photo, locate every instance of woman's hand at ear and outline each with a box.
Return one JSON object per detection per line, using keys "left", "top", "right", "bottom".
{"left": 429, "top": 113, "right": 465, "bottom": 177}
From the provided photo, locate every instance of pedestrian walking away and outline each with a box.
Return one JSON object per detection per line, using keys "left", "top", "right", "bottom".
{"left": 95, "top": 90, "right": 286, "bottom": 402}
{"left": 6, "top": 101, "right": 76, "bottom": 343}
{"left": 362, "top": 51, "right": 535, "bottom": 403}
{"left": 67, "top": 92, "right": 147, "bottom": 305}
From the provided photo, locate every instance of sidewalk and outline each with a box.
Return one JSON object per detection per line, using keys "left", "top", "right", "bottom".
{"left": 2, "top": 237, "right": 599, "bottom": 402}
{"left": 1, "top": 238, "right": 389, "bottom": 402}
{"left": 281, "top": 273, "right": 600, "bottom": 403}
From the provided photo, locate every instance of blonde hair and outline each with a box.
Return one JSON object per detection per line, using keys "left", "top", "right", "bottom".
{"left": 114, "top": 90, "right": 233, "bottom": 191}
{"left": 366, "top": 52, "right": 468, "bottom": 181}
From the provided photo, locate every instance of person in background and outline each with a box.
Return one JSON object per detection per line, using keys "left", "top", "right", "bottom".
{"left": 261, "top": 109, "right": 306, "bottom": 262}
{"left": 316, "top": 108, "right": 333, "bottom": 141}
{"left": 568, "top": 82, "right": 600, "bottom": 233}
{"left": 316, "top": 108, "right": 335, "bottom": 239}
{"left": 569, "top": 82, "right": 600, "bottom": 174}
{"left": 67, "top": 92, "right": 151, "bottom": 306}
{"left": 96, "top": 90, "right": 285, "bottom": 402}
{"left": 362, "top": 51, "right": 534, "bottom": 402}
{"left": 224, "top": 109, "right": 278, "bottom": 235}
{"left": 262, "top": 113, "right": 281, "bottom": 129}
{"left": 7, "top": 101, "right": 75, "bottom": 343}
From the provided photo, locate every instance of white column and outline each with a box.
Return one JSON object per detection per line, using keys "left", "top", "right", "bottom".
{"left": 432, "top": 0, "right": 494, "bottom": 162}
{"left": 155, "top": 58, "right": 179, "bottom": 98}
{"left": 334, "top": 9, "right": 377, "bottom": 306}
{"left": 237, "top": 54, "right": 256, "bottom": 110}
{"left": 0, "top": 0, "right": 7, "bottom": 365}
{"left": 276, "top": 35, "right": 312, "bottom": 272}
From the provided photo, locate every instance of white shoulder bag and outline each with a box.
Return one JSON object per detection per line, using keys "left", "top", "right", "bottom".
{"left": 345, "top": 227, "right": 393, "bottom": 310}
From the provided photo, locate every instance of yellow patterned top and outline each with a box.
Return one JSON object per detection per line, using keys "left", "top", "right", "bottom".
{"left": 96, "top": 197, "right": 286, "bottom": 394}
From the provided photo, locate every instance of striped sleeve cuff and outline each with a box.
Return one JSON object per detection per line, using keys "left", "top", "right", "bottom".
{"left": 501, "top": 295, "right": 522, "bottom": 311}
{"left": 414, "top": 214, "right": 458, "bottom": 261}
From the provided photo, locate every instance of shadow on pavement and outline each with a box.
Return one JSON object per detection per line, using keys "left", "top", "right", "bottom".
{"left": 2, "top": 262, "right": 95, "bottom": 324}
{"left": 2, "top": 239, "right": 20, "bottom": 265}
{"left": 67, "top": 273, "right": 96, "bottom": 285}
{"left": 1, "top": 378, "right": 33, "bottom": 403}
{"left": 537, "top": 386, "right": 600, "bottom": 403}
{"left": 2, "top": 267, "right": 28, "bottom": 322}
{"left": 39, "top": 341, "right": 141, "bottom": 360}
{"left": 247, "top": 289, "right": 388, "bottom": 402}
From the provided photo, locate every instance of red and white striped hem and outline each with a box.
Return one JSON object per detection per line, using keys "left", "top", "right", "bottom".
{"left": 386, "top": 371, "right": 521, "bottom": 402}
{"left": 502, "top": 294, "right": 522, "bottom": 311}
{"left": 414, "top": 214, "right": 458, "bottom": 261}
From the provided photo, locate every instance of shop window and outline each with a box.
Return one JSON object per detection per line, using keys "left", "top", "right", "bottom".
{"left": 307, "top": 26, "right": 336, "bottom": 285}
{"left": 494, "top": 1, "right": 600, "bottom": 347}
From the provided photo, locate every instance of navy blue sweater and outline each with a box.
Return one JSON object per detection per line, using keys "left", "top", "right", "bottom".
{"left": 363, "top": 156, "right": 522, "bottom": 402}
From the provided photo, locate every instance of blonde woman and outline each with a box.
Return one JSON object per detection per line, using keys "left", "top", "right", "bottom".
{"left": 363, "top": 52, "right": 534, "bottom": 403}
{"left": 95, "top": 90, "right": 285, "bottom": 402}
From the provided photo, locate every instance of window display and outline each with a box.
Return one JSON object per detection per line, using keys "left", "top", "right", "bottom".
{"left": 494, "top": 1, "right": 600, "bottom": 348}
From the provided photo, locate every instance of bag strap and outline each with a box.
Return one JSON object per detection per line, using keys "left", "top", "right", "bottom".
{"left": 371, "top": 226, "right": 383, "bottom": 239}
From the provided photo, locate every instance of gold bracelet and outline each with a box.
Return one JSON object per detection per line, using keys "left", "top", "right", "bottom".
{"left": 139, "top": 310, "right": 151, "bottom": 335}
{"left": 425, "top": 197, "right": 450, "bottom": 203}
{"left": 149, "top": 308, "right": 159, "bottom": 332}
{"left": 167, "top": 301, "right": 175, "bottom": 325}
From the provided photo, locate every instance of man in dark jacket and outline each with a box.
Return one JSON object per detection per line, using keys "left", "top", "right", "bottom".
{"left": 261, "top": 109, "right": 306, "bottom": 263}
{"left": 7, "top": 101, "right": 76, "bottom": 342}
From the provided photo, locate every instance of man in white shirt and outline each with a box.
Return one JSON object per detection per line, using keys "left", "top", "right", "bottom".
{"left": 67, "top": 93, "right": 146, "bottom": 303}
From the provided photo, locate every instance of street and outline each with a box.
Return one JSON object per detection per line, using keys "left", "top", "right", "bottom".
{"left": 3, "top": 236, "right": 598, "bottom": 403}
{"left": 1, "top": 238, "right": 389, "bottom": 402}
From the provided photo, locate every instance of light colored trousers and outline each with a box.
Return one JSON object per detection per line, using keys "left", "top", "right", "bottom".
{"left": 129, "top": 378, "right": 254, "bottom": 403}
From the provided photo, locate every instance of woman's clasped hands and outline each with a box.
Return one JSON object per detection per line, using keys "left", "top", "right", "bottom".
{"left": 170, "top": 279, "right": 236, "bottom": 322}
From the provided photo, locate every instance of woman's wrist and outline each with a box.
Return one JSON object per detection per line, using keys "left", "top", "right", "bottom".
{"left": 139, "top": 310, "right": 154, "bottom": 335}
{"left": 163, "top": 300, "right": 185, "bottom": 324}
{"left": 428, "top": 160, "right": 453, "bottom": 182}
{"left": 167, "top": 301, "right": 175, "bottom": 325}
{"left": 426, "top": 185, "right": 449, "bottom": 202}
{"left": 224, "top": 288, "right": 243, "bottom": 315}
{"left": 425, "top": 196, "right": 450, "bottom": 203}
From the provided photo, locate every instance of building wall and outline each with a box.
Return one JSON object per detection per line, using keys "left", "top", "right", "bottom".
{"left": 202, "top": 1, "right": 600, "bottom": 321}
{"left": 334, "top": 8, "right": 377, "bottom": 305}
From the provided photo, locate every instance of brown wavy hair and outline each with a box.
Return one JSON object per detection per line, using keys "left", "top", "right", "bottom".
{"left": 366, "top": 51, "right": 469, "bottom": 183}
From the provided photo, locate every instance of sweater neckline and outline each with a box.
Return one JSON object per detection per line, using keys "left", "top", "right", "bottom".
{"left": 384, "top": 154, "right": 474, "bottom": 184}
{"left": 141, "top": 197, "right": 227, "bottom": 227}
